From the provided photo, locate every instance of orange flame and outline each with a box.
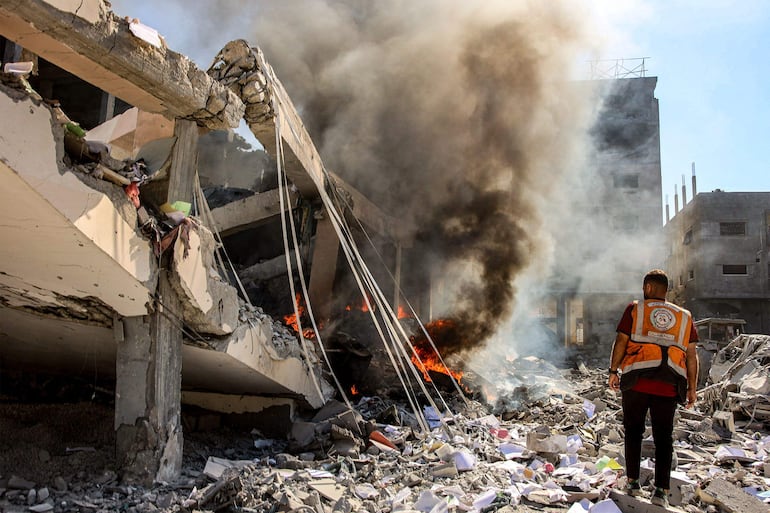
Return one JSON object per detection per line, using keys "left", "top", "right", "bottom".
{"left": 397, "top": 305, "right": 410, "bottom": 319}
{"left": 410, "top": 319, "right": 463, "bottom": 384}
{"left": 345, "top": 298, "right": 370, "bottom": 313}
{"left": 284, "top": 293, "right": 316, "bottom": 339}
{"left": 350, "top": 384, "right": 359, "bottom": 395}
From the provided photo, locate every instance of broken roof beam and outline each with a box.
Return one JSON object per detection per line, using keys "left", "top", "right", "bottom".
{"left": 0, "top": 0, "right": 244, "bottom": 129}
{"left": 209, "top": 41, "right": 402, "bottom": 241}
{"left": 210, "top": 188, "right": 299, "bottom": 237}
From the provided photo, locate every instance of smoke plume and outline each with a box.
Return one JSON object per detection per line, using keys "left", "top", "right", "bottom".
{"left": 244, "top": 0, "right": 598, "bottom": 354}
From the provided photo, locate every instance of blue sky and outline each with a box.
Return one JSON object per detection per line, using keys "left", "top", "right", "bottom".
{"left": 112, "top": 0, "right": 770, "bottom": 204}
{"left": 604, "top": 0, "right": 770, "bottom": 205}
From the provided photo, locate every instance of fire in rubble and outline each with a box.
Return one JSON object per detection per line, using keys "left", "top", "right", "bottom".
{"left": 410, "top": 318, "right": 464, "bottom": 385}
{"left": 283, "top": 293, "right": 317, "bottom": 339}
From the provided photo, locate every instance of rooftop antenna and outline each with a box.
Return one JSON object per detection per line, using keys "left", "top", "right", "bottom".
{"left": 588, "top": 57, "right": 650, "bottom": 80}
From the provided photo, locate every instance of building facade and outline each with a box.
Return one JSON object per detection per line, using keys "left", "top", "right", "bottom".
{"left": 543, "top": 76, "right": 665, "bottom": 357}
{"left": 665, "top": 191, "right": 770, "bottom": 334}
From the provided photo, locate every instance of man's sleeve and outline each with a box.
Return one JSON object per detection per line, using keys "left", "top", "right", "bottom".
{"left": 616, "top": 303, "right": 634, "bottom": 335}
{"left": 689, "top": 322, "right": 699, "bottom": 343}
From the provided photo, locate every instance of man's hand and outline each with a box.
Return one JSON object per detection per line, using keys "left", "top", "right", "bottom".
{"left": 609, "top": 372, "right": 620, "bottom": 391}
{"left": 686, "top": 387, "right": 697, "bottom": 408}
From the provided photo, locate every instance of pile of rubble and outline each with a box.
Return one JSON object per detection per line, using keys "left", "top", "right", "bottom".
{"left": 2, "top": 348, "right": 769, "bottom": 513}
{"left": 700, "top": 335, "right": 770, "bottom": 425}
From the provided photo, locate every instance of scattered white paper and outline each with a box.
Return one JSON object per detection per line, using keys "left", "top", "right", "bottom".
{"left": 567, "top": 499, "right": 590, "bottom": 513}
{"left": 589, "top": 498, "right": 623, "bottom": 513}
{"left": 499, "top": 443, "right": 527, "bottom": 459}
{"left": 414, "top": 490, "right": 442, "bottom": 513}
{"left": 354, "top": 483, "right": 379, "bottom": 500}
{"left": 472, "top": 489, "right": 497, "bottom": 510}
{"left": 453, "top": 449, "right": 476, "bottom": 471}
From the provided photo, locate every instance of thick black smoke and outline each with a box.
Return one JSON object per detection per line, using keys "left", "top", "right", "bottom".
{"left": 244, "top": 1, "right": 594, "bottom": 354}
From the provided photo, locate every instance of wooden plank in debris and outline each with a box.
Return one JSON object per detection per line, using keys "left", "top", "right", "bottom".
{"left": 697, "top": 478, "right": 768, "bottom": 513}
{"left": 0, "top": 0, "right": 243, "bottom": 129}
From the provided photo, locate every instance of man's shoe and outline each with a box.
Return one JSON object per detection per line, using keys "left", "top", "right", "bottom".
{"left": 625, "top": 479, "right": 643, "bottom": 496}
{"left": 651, "top": 487, "right": 669, "bottom": 508}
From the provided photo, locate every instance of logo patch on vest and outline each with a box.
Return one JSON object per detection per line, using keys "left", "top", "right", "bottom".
{"left": 650, "top": 307, "right": 676, "bottom": 331}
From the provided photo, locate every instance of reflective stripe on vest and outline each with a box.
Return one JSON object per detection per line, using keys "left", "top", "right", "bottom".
{"left": 621, "top": 300, "right": 692, "bottom": 380}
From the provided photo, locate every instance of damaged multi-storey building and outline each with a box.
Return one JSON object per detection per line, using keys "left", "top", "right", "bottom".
{"left": 539, "top": 72, "right": 665, "bottom": 355}
{"left": 665, "top": 188, "right": 770, "bottom": 334}
{"left": 0, "top": 0, "right": 415, "bottom": 484}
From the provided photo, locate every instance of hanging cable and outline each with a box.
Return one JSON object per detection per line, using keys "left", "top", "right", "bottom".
{"left": 274, "top": 116, "right": 327, "bottom": 405}
{"left": 328, "top": 185, "right": 469, "bottom": 407}
{"left": 256, "top": 49, "right": 460, "bottom": 431}
{"left": 274, "top": 117, "right": 352, "bottom": 409}
{"left": 192, "top": 172, "right": 254, "bottom": 308}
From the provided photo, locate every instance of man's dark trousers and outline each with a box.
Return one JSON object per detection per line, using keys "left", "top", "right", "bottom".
{"left": 622, "top": 388, "right": 678, "bottom": 489}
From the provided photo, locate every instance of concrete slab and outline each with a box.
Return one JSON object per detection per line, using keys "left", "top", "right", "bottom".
{"left": 209, "top": 188, "right": 297, "bottom": 236}
{"left": 0, "top": 0, "right": 244, "bottom": 129}
{"left": 697, "top": 478, "right": 768, "bottom": 513}
{"left": 609, "top": 490, "right": 684, "bottom": 513}
{"left": 0, "top": 87, "right": 154, "bottom": 317}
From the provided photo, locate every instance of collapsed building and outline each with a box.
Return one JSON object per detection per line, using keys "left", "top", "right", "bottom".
{"left": 0, "top": 0, "right": 423, "bottom": 484}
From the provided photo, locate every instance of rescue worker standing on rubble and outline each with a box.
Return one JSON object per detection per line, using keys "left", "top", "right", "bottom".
{"left": 608, "top": 269, "right": 699, "bottom": 508}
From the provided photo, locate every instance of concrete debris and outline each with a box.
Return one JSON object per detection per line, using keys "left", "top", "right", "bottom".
{"left": 2, "top": 350, "right": 770, "bottom": 512}
{"left": 701, "top": 335, "right": 770, "bottom": 424}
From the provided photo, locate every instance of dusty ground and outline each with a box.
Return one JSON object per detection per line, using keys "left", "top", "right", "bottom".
{"left": 0, "top": 401, "right": 116, "bottom": 487}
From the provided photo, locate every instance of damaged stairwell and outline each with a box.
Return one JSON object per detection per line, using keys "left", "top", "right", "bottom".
{"left": 0, "top": 73, "right": 333, "bottom": 408}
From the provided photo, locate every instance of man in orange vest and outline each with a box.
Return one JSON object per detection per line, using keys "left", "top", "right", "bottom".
{"left": 608, "top": 269, "right": 699, "bottom": 507}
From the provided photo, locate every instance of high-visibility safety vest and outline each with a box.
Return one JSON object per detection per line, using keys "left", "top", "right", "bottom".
{"left": 620, "top": 299, "right": 693, "bottom": 382}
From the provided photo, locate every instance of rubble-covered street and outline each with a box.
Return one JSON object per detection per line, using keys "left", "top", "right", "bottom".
{"left": 2, "top": 336, "right": 769, "bottom": 513}
{"left": 2, "top": 2, "right": 770, "bottom": 513}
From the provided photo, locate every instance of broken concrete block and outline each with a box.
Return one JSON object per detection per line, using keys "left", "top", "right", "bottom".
{"left": 37, "top": 487, "right": 50, "bottom": 502}
{"left": 431, "top": 461, "right": 458, "bottom": 478}
{"left": 697, "top": 477, "right": 768, "bottom": 513}
{"left": 329, "top": 409, "right": 364, "bottom": 436}
{"left": 713, "top": 410, "right": 736, "bottom": 433}
{"left": 526, "top": 431, "right": 567, "bottom": 453}
{"left": 312, "top": 400, "right": 351, "bottom": 423}
{"left": 608, "top": 490, "right": 670, "bottom": 513}
{"left": 309, "top": 478, "right": 345, "bottom": 502}
{"left": 7, "top": 476, "right": 35, "bottom": 490}
{"left": 291, "top": 421, "right": 318, "bottom": 448}
{"left": 435, "top": 442, "right": 455, "bottom": 461}
{"left": 202, "top": 457, "right": 253, "bottom": 480}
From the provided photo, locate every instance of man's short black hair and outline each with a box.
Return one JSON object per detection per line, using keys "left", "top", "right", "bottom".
{"left": 644, "top": 269, "right": 669, "bottom": 289}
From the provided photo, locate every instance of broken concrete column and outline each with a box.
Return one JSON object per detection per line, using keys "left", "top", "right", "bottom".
{"left": 166, "top": 119, "right": 199, "bottom": 207}
{"left": 308, "top": 212, "right": 340, "bottom": 321}
{"left": 115, "top": 271, "right": 183, "bottom": 485}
